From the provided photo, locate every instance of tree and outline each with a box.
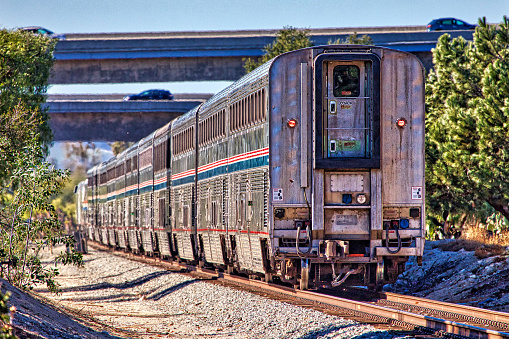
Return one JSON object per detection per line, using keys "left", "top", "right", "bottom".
{"left": 0, "top": 291, "right": 16, "bottom": 339}
{"left": 425, "top": 16, "right": 509, "bottom": 232}
{"left": 0, "top": 30, "right": 83, "bottom": 292}
{"left": 0, "top": 104, "right": 82, "bottom": 292}
{"left": 244, "top": 28, "right": 374, "bottom": 73}
{"left": 244, "top": 26, "right": 313, "bottom": 73}
{"left": 0, "top": 29, "right": 55, "bottom": 166}
{"left": 109, "top": 141, "right": 132, "bottom": 156}
{"left": 62, "top": 142, "right": 103, "bottom": 171}
{"left": 328, "top": 32, "right": 373, "bottom": 45}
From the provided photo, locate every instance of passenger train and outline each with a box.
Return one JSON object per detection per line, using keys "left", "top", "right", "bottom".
{"left": 76, "top": 45, "right": 425, "bottom": 289}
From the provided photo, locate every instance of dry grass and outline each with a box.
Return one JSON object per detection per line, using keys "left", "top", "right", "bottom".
{"left": 462, "top": 226, "right": 509, "bottom": 247}
{"left": 433, "top": 226, "right": 509, "bottom": 259}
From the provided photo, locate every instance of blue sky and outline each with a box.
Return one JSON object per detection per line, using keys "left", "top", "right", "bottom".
{"left": 2, "top": 0, "right": 506, "bottom": 33}
{"left": 1, "top": 0, "right": 508, "bottom": 95}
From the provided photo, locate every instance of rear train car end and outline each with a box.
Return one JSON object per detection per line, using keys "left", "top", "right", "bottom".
{"left": 268, "top": 45, "right": 425, "bottom": 289}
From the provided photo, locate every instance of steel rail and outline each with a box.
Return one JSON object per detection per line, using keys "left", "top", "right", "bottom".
{"left": 94, "top": 243, "right": 509, "bottom": 339}
{"left": 379, "top": 292, "right": 509, "bottom": 330}
{"left": 162, "top": 260, "right": 509, "bottom": 339}
{"left": 220, "top": 273, "right": 509, "bottom": 338}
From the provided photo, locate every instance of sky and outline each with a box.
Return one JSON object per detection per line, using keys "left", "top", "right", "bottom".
{"left": 2, "top": 0, "right": 508, "bottom": 164}
{"left": 1, "top": 0, "right": 508, "bottom": 95}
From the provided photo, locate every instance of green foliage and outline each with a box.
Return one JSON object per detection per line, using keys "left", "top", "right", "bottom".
{"left": 243, "top": 27, "right": 373, "bottom": 74}
{"left": 62, "top": 142, "right": 103, "bottom": 171}
{"left": 328, "top": 32, "right": 374, "bottom": 45}
{"left": 426, "top": 16, "right": 509, "bottom": 235}
{"left": 0, "top": 99, "right": 83, "bottom": 293}
{"left": 51, "top": 167, "right": 87, "bottom": 230}
{"left": 109, "top": 141, "right": 133, "bottom": 156}
{"left": 0, "top": 290, "right": 17, "bottom": 339}
{"left": 0, "top": 29, "right": 55, "bottom": 164}
{"left": 51, "top": 142, "right": 103, "bottom": 228}
{"left": 244, "top": 26, "right": 313, "bottom": 73}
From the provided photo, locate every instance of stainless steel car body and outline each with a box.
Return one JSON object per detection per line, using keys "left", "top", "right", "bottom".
{"left": 81, "top": 45, "right": 425, "bottom": 288}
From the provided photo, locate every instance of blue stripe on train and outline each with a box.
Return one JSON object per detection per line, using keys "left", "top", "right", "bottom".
{"left": 197, "top": 164, "right": 228, "bottom": 181}
{"left": 228, "top": 155, "right": 269, "bottom": 174}
{"left": 154, "top": 182, "right": 168, "bottom": 191}
{"left": 139, "top": 185, "right": 153, "bottom": 194}
{"left": 194, "top": 155, "right": 269, "bottom": 182}
{"left": 172, "top": 175, "right": 195, "bottom": 187}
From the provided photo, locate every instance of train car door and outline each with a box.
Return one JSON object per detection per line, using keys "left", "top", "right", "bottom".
{"left": 314, "top": 53, "right": 381, "bottom": 254}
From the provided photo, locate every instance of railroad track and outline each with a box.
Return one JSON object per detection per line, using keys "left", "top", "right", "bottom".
{"left": 92, "top": 242, "right": 509, "bottom": 339}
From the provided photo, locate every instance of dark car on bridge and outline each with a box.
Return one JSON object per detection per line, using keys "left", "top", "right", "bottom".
{"left": 124, "top": 89, "right": 173, "bottom": 101}
{"left": 427, "top": 18, "right": 476, "bottom": 31}
{"left": 19, "top": 26, "right": 66, "bottom": 40}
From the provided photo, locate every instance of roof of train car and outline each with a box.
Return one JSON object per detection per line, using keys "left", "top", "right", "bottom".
{"left": 199, "top": 58, "right": 275, "bottom": 115}
{"left": 155, "top": 120, "right": 172, "bottom": 139}
{"left": 105, "top": 155, "right": 117, "bottom": 168}
{"left": 171, "top": 103, "right": 201, "bottom": 130}
{"left": 126, "top": 140, "right": 140, "bottom": 157}
{"left": 117, "top": 147, "right": 128, "bottom": 159}
{"left": 138, "top": 130, "right": 156, "bottom": 149}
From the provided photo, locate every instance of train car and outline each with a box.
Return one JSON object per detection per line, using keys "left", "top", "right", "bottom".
{"left": 115, "top": 149, "right": 128, "bottom": 250}
{"left": 85, "top": 163, "right": 103, "bottom": 242}
{"left": 80, "top": 45, "right": 424, "bottom": 289}
{"left": 105, "top": 157, "right": 118, "bottom": 247}
{"left": 226, "top": 66, "right": 270, "bottom": 275}
{"left": 85, "top": 167, "right": 97, "bottom": 241}
{"left": 171, "top": 105, "right": 200, "bottom": 261}
{"left": 75, "top": 180, "right": 88, "bottom": 230}
{"left": 97, "top": 161, "right": 109, "bottom": 245}
{"left": 125, "top": 142, "right": 140, "bottom": 253}
{"left": 153, "top": 122, "right": 172, "bottom": 257}
{"left": 266, "top": 46, "right": 424, "bottom": 288}
{"left": 196, "top": 87, "right": 230, "bottom": 267}
{"left": 138, "top": 132, "right": 156, "bottom": 255}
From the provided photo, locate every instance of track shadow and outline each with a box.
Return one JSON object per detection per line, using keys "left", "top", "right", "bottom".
{"left": 57, "top": 271, "right": 171, "bottom": 292}
{"left": 148, "top": 279, "right": 200, "bottom": 301}
{"left": 69, "top": 293, "right": 141, "bottom": 303}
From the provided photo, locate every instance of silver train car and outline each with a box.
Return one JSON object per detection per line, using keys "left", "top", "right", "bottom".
{"left": 79, "top": 45, "right": 425, "bottom": 289}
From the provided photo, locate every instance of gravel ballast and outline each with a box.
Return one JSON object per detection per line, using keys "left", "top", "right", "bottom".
{"left": 3, "top": 246, "right": 416, "bottom": 339}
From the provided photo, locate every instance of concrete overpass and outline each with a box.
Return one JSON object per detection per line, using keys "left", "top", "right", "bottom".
{"left": 50, "top": 27, "right": 475, "bottom": 84}
{"left": 47, "top": 94, "right": 207, "bottom": 141}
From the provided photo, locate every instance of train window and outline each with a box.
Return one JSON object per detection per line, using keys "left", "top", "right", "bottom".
{"left": 235, "top": 102, "right": 240, "bottom": 131}
{"left": 139, "top": 148, "right": 152, "bottom": 169}
{"left": 182, "top": 205, "right": 189, "bottom": 228}
{"left": 241, "top": 99, "right": 245, "bottom": 129}
{"left": 239, "top": 199, "right": 246, "bottom": 227}
{"left": 333, "top": 65, "right": 360, "bottom": 97}
{"left": 159, "top": 198, "right": 166, "bottom": 227}
{"left": 173, "top": 127, "right": 194, "bottom": 156}
{"left": 256, "top": 92, "right": 261, "bottom": 122}
{"left": 133, "top": 155, "right": 138, "bottom": 171}
{"left": 211, "top": 201, "right": 217, "bottom": 227}
{"left": 262, "top": 89, "right": 267, "bottom": 120}
{"left": 249, "top": 94, "right": 254, "bottom": 125}
{"left": 166, "top": 140, "right": 171, "bottom": 168}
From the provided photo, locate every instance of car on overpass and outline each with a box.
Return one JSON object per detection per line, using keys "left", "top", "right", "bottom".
{"left": 19, "top": 26, "right": 66, "bottom": 40}
{"left": 123, "top": 89, "right": 174, "bottom": 101}
{"left": 427, "top": 18, "right": 476, "bottom": 31}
